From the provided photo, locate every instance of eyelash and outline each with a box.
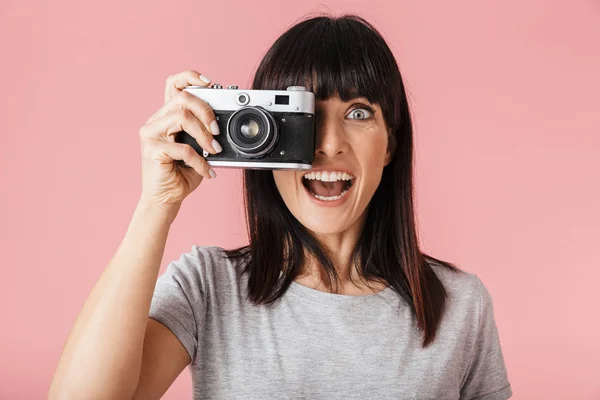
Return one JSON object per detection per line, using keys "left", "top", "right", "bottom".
{"left": 346, "top": 105, "right": 375, "bottom": 120}
{"left": 314, "top": 104, "right": 376, "bottom": 122}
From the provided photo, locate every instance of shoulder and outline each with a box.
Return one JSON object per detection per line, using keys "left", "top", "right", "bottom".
{"left": 427, "top": 261, "right": 512, "bottom": 397}
{"left": 426, "top": 258, "right": 480, "bottom": 296}
{"left": 166, "top": 244, "right": 243, "bottom": 278}
{"left": 163, "top": 245, "right": 247, "bottom": 302}
{"left": 425, "top": 258, "right": 496, "bottom": 326}
{"left": 173, "top": 244, "right": 230, "bottom": 264}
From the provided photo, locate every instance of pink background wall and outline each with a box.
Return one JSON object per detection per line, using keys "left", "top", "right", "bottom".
{"left": 1, "top": 0, "right": 599, "bottom": 398}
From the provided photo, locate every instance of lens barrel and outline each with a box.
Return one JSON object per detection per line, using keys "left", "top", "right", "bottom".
{"left": 227, "top": 106, "right": 279, "bottom": 157}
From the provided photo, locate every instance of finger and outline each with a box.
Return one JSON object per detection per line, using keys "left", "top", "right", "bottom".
{"left": 164, "top": 70, "right": 211, "bottom": 105}
{"left": 146, "top": 90, "right": 220, "bottom": 136}
{"left": 145, "top": 140, "right": 216, "bottom": 179}
{"left": 140, "top": 108, "right": 222, "bottom": 155}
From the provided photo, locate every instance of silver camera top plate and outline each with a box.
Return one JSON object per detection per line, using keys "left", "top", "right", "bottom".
{"left": 183, "top": 86, "right": 315, "bottom": 114}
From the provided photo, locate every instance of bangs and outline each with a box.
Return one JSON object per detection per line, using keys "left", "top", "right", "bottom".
{"left": 252, "top": 15, "right": 398, "bottom": 111}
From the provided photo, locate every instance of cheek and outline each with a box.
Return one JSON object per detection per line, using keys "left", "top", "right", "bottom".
{"left": 353, "top": 131, "right": 389, "bottom": 168}
{"left": 352, "top": 132, "right": 389, "bottom": 196}
{"left": 272, "top": 171, "right": 297, "bottom": 201}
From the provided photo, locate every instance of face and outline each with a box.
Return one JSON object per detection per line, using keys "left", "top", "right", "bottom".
{"left": 273, "top": 95, "right": 394, "bottom": 237}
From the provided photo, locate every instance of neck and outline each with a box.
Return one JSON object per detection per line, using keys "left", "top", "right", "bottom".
{"left": 295, "top": 208, "right": 377, "bottom": 291}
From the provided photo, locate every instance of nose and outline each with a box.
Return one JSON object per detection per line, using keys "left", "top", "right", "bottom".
{"left": 314, "top": 116, "right": 349, "bottom": 158}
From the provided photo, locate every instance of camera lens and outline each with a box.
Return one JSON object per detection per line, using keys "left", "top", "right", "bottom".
{"left": 239, "top": 118, "right": 260, "bottom": 139}
{"left": 227, "top": 106, "right": 279, "bottom": 158}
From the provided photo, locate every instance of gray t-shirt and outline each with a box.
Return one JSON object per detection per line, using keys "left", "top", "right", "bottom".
{"left": 149, "top": 245, "right": 512, "bottom": 400}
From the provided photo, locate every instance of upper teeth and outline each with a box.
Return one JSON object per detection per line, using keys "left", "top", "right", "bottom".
{"left": 303, "top": 171, "right": 354, "bottom": 182}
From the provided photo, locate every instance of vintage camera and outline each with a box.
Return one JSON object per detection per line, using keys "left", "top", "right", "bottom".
{"left": 175, "top": 84, "right": 315, "bottom": 170}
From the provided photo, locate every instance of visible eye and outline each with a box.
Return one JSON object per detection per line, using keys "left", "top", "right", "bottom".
{"left": 346, "top": 107, "right": 374, "bottom": 121}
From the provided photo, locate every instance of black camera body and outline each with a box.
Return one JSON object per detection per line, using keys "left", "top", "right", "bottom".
{"left": 175, "top": 84, "right": 315, "bottom": 170}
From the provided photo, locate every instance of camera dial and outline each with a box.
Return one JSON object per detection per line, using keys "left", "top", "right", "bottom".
{"left": 236, "top": 93, "right": 250, "bottom": 106}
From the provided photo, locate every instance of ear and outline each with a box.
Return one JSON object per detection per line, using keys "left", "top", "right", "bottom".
{"left": 384, "top": 128, "right": 396, "bottom": 166}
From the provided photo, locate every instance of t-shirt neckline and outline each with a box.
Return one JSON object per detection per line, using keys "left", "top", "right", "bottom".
{"left": 285, "top": 278, "right": 397, "bottom": 307}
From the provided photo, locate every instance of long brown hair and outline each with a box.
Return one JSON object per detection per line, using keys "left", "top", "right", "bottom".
{"left": 223, "top": 14, "right": 462, "bottom": 348}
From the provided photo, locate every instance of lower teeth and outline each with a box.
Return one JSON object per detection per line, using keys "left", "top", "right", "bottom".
{"left": 311, "top": 189, "right": 348, "bottom": 201}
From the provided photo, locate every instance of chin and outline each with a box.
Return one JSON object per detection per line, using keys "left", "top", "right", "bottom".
{"left": 299, "top": 213, "right": 354, "bottom": 236}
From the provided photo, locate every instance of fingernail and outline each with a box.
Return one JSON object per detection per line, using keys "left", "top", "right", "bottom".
{"left": 210, "top": 120, "right": 220, "bottom": 135}
{"left": 212, "top": 139, "right": 222, "bottom": 153}
{"left": 199, "top": 74, "right": 211, "bottom": 84}
{"left": 208, "top": 168, "right": 217, "bottom": 178}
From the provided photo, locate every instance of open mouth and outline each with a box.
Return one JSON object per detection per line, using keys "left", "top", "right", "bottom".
{"left": 301, "top": 171, "right": 355, "bottom": 202}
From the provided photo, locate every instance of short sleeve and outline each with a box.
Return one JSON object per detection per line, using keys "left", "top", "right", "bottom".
{"left": 460, "top": 276, "right": 513, "bottom": 400}
{"left": 149, "top": 247, "right": 206, "bottom": 365}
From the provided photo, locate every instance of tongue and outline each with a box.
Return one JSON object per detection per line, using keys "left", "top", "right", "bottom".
{"left": 306, "top": 180, "right": 345, "bottom": 197}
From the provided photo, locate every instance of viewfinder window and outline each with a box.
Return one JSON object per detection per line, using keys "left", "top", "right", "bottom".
{"left": 275, "top": 95, "right": 290, "bottom": 105}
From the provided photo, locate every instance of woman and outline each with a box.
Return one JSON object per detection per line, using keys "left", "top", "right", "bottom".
{"left": 50, "top": 15, "right": 512, "bottom": 400}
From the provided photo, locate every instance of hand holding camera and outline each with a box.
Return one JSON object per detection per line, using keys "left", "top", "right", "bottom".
{"left": 137, "top": 70, "right": 222, "bottom": 209}
{"left": 137, "top": 69, "right": 316, "bottom": 210}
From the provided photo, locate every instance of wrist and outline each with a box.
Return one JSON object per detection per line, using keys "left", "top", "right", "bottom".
{"left": 135, "top": 198, "right": 181, "bottom": 226}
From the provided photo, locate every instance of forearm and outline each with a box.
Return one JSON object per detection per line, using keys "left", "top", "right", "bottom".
{"left": 49, "top": 200, "right": 180, "bottom": 399}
